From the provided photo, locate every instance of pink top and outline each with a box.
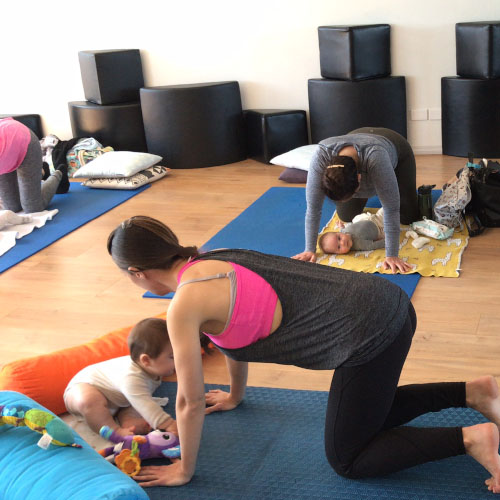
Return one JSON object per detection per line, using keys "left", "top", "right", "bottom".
{"left": 0, "top": 118, "right": 32, "bottom": 175}
{"left": 177, "top": 259, "right": 278, "bottom": 349}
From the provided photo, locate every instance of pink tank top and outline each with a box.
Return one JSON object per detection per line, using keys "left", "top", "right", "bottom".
{"left": 176, "top": 259, "right": 278, "bottom": 349}
{"left": 0, "top": 118, "right": 31, "bottom": 175}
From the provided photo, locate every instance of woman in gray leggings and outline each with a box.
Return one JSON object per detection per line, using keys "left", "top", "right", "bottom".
{"left": 0, "top": 118, "right": 65, "bottom": 213}
{"left": 294, "top": 127, "right": 419, "bottom": 274}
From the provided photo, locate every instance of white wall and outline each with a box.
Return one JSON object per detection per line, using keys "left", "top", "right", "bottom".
{"left": 2, "top": 0, "right": 499, "bottom": 153}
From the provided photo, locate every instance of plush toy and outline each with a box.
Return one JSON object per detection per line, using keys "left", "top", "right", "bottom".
{"left": 99, "top": 426, "right": 181, "bottom": 477}
{"left": 0, "top": 403, "right": 82, "bottom": 449}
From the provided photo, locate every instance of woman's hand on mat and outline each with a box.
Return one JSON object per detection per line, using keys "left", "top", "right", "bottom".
{"left": 292, "top": 251, "right": 317, "bottom": 262}
{"left": 134, "top": 462, "right": 191, "bottom": 487}
{"left": 382, "top": 256, "right": 413, "bottom": 274}
{"left": 205, "top": 389, "right": 240, "bottom": 413}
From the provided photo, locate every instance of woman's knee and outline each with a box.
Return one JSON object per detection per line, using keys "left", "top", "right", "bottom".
{"left": 325, "top": 451, "right": 365, "bottom": 479}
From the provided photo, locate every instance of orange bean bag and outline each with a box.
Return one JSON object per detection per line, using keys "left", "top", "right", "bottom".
{"left": 0, "top": 313, "right": 165, "bottom": 415}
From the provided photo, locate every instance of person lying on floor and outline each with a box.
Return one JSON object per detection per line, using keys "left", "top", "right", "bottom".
{"left": 319, "top": 207, "right": 385, "bottom": 254}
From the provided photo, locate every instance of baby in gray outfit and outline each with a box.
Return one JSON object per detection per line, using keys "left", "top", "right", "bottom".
{"left": 319, "top": 208, "right": 385, "bottom": 254}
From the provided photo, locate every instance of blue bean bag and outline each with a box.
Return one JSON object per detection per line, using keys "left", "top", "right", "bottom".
{"left": 0, "top": 391, "right": 148, "bottom": 500}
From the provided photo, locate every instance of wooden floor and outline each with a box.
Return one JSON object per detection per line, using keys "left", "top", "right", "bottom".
{"left": 1, "top": 155, "right": 499, "bottom": 392}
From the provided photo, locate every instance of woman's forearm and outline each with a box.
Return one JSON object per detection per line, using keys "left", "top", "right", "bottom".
{"left": 226, "top": 358, "right": 248, "bottom": 404}
{"left": 176, "top": 396, "right": 206, "bottom": 479}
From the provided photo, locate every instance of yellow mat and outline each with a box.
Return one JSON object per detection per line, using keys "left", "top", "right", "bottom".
{"left": 316, "top": 208, "right": 469, "bottom": 278}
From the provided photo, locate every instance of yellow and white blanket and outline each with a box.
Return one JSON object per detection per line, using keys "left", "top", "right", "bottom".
{"left": 316, "top": 208, "right": 469, "bottom": 278}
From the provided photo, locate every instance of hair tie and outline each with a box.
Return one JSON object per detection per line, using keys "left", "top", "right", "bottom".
{"left": 327, "top": 164, "right": 344, "bottom": 169}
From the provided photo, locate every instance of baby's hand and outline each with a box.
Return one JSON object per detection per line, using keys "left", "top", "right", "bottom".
{"left": 115, "top": 426, "right": 136, "bottom": 437}
{"left": 158, "top": 417, "right": 178, "bottom": 435}
{"left": 335, "top": 220, "right": 345, "bottom": 230}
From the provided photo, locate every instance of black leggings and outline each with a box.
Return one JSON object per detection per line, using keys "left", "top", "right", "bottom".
{"left": 335, "top": 127, "right": 419, "bottom": 225}
{"left": 325, "top": 303, "right": 466, "bottom": 478}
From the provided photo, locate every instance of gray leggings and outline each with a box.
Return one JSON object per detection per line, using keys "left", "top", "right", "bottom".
{"left": 335, "top": 127, "right": 419, "bottom": 225}
{"left": 0, "top": 130, "right": 61, "bottom": 213}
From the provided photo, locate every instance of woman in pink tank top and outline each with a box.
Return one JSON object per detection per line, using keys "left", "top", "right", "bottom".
{"left": 107, "top": 215, "right": 500, "bottom": 494}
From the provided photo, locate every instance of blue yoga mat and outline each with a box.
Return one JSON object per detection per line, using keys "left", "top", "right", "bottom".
{"left": 144, "top": 186, "right": 426, "bottom": 299}
{"left": 0, "top": 182, "right": 149, "bottom": 274}
{"left": 145, "top": 382, "right": 491, "bottom": 500}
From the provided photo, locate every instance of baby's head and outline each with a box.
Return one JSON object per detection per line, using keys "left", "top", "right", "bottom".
{"left": 319, "top": 231, "right": 353, "bottom": 254}
{"left": 128, "top": 317, "right": 175, "bottom": 378}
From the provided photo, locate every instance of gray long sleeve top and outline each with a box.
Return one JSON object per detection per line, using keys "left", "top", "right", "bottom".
{"left": 341, "top": 220, "right": 385, "bottom": 251}
{"left": 305, "top": 133, "right": 400, "bottom": 257}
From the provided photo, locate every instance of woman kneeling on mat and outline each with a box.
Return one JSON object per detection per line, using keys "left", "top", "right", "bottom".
{"left": 293, "top": 127, "right": 419, "bottom": 274}
{"left": 0, "top": 118, "right": 68, "bottom": 214}
{"left": 108, "top": 215, "right": 500, "bottom": 492}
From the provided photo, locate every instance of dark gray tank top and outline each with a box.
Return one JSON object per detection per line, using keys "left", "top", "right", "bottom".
{"left": 194, "top": 249, "right": 410, "bottom": 369}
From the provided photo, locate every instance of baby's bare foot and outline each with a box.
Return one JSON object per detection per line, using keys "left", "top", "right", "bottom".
{"left": 463, "top": 422, "right": 500, "bottom": 493}
{"left": 467, "top": 376, "right": 500, "bottom": 431}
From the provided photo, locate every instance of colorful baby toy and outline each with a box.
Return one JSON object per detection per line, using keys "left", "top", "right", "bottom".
{"left": 99, "top": 426, "right": 181, "bottom": 476}
{"left": 0, "top": 403, "right": 82, "bottom": 449}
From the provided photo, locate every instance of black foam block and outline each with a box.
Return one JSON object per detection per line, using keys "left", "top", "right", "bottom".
{"left": 68, "top": 101, "right": 147, "bottom": 152}
{"left": 441, "top": 77, "right": 500, "bottom": 157}
{"left": 244, "top": 109, "right": 308, "bottom": 163}
{"left": 78, "top": 49, "right": 144, "bottom": 105}
{"left": 140, "top": 81, "right": 246, "bottom": 169}
{"left": 318, "top": 24, "right": 391, "bottom": 81}
{"left": 308, "top": 77, "right": 407, "bottom": 143}
{"left": 456, "top": 22, "right": 500, "bottom": 79}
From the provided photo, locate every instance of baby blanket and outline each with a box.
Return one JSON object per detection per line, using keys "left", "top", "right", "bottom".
{"left": 316, "top": 208, "right": 469, "bottom": 278}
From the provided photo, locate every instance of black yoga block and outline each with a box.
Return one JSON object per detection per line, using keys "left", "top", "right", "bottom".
{"left": 140, "top": 81, "right": 246, "bottom": 169}
{"left": 78, "top": 49, "right": 144, "bottom": 105}
{"left": 456, "top": 22, "right": 500, "bottom": 79}
{"left": 68, "top": 101, "right": 147, "bottom": 152}
{"left": 308, "top": 77, "right": 407, "bottom": 143}
{"left": 244, "top": 109, "right": 308, "bottom": 163}
{"left": 441, "top": 77, "right": 500, "bottom": 157}
{"left": 0, "top": 114, "right": 43, "bottom": 138}
{"left": 318, "top": 24, "right": 391, "bottom": 81}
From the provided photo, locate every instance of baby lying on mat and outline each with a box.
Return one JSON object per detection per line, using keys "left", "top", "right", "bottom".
{"left": 319, "top": 208, "right": 385, "bottom": 254}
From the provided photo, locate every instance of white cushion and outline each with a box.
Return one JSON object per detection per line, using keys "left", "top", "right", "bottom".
{"left": 270, "top": 145, "right": 318, "bottom": 172}
{"left": 72, "top": 151, "right": 162, "bottom": 178}
{"left": 82, "top": 165, "right": 170, "bottom": 190}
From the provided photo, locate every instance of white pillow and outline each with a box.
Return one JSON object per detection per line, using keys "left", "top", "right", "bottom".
{"left": 270, "top": 145, "right": 318, "bottom": 172}
{"left": 82, "top": 165, "right": 170, "bottom": 190}
{"left": 73, "top": 151, "right": 162, "bottom": 178}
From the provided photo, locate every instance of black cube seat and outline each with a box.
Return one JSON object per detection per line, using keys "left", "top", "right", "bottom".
{"left": 456, "top": 22, "right": 500, "bottom": 79}
{"left": 0, "top": 114, "right": 43, "bottom": 138}
{"left": 318, "top": 24, "right": 391, "bottom": 81}
{"left": 68, "top": 101, "right": 147, "bottom": 152}
{"left": 78, "top": 49, "right": 144, "bottom": 105}
{"left": 308, "top": 77, "right": 407, "bottom": 143}
{"left": 244, "top": 109, "right": 308, "bottom": 163}
{"left": 441, "top": 77, "right": 500, "bottom": 157}
{"left": 140, "top": 81, "right": 246, "bottom": 169}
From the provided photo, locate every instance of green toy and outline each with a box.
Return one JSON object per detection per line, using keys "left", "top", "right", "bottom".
{"left": 0, "top": 403, "right": 82, "bottom": 449}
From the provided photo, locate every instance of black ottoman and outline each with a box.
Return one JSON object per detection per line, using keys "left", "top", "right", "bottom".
{"left": 308, "top": 77, "right": 407, "bottom": 143}
{"left": 244, "top": 109, "right": 308, "bottom": 163}
{"left": 0, "top": 114, "right": 43, "bottom": 138}
{"left": 318, "top": 24, "right": 391, "bottom": 80}
{"left": 68, "top": 101, "right": 147, "bottom": 152}
{"left": 441, "top": 77, "right": 500, "bottom": 157}
{"left": 140, "top": 81, "right": 245, "bottom": 169}
{"left": 78, "top": 49, "right": 144, "bottom": 105}
{"left": 456, "top": 22, "right": 500, "bottom": 79}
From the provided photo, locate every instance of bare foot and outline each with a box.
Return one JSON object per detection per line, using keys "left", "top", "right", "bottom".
{"left": 466, "top": 376, "right": 500, "bottom": 431}
{"left": 463, "top": 422, "right": 500, "bottom": 493}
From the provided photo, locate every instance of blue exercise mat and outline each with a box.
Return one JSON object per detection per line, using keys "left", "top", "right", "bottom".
{"left": 144, "top": 187, "right": 428, "bottom": 299}
{"left": 0, "top": 182, "right": 149, "bottom": 274}
{"left": 145, "top": 382, "right": 492, "bottom": 500}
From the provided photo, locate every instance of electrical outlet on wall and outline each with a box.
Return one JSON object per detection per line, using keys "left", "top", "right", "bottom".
{"left": 428, "top": 108, "right": 441, "bottom": 120}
